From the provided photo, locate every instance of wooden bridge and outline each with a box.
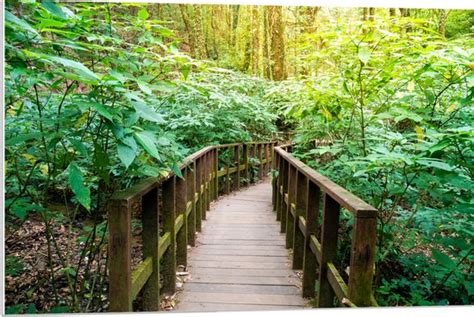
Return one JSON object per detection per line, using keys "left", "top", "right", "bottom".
{"left": 107, "top": 141, "right": 378, "bottom": 312}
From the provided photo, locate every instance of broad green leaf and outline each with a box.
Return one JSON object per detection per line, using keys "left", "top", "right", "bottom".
{"left": 432, "top": 248, "right": 457, "bottom": 270}
{"left": 68, "top": 163, "right": 91, "bottom": 211}
{"left": 89, "top": 102, "right": 113, "bottom": 121}
{"left": 41, "top": 1, "right": 67, "bottom": 19}
{"left": 132, "top": 101, "right": 165, "bottom": 123}
{"left": 117, "top": 143, "right": 136, "bottom": 169}
{"left": 358, "top": 46, "right": 371, "bottom": 64}
{"left": 46, "top": 55, "right": 99, "bottom": 81}
{"left": 134, "top": 131, "right": 160, "bottom": 160}
{"left": 138, "top": 8, "right": 149, "bottom": 20}
{"left": 5, "top": 11, "right": 39, "bottom": 36}
{"left": 137, "top": 81, "right": 152, "bottom": 95}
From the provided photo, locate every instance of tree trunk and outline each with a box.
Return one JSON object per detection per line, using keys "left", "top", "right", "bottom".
{"left": 369, "top": 8, "right": 375, "bottom": 22}
{"left": 389, "top": 8, "right": 396, "bottom": 16}
{"left": 263, "top": 7, "right": 271, "bottom": 79}
{"left": 268, "top": 6, "right": 286, "bottom": 81}
{"left": 179, "top": 5, "right": 195, "bottom": 54}
{"left": 192, "top": 5, "right": 207, "bottom": 59}
{"left": 251, "top": 6, "right": 260, "bottom": 75}
{"left": 231, "top": 5, "right": 240, "bottom": 46}
{"left": 438, "top": 9, "right": 447, "bottom": 38}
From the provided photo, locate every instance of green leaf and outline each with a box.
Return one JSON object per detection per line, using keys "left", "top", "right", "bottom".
{"left": 358, "top": 46, "right": 371, "bottom": 64}
{"left": 117, "top": 143, "right": 136, "bottom": 169}
{"left": 5, "top": 11, "right": 39, "bottom": 36}
{"left": 138, "top": 8, "right": 149, "bottom": 20}
{"left": 49, "top": 306, "right": 70, "bottom": 314}
{"left": 46, "top": 55, "right": 99, "bottom": 81}
{"left": 170, "top": 163, "right": 183, "bottom": 178}
{"left": 68, "top": 163, "right": 91, "bottom": 211}
{"left": 132, "top": 101, "right": 165, "bottom": 123}
{"left": 137, "top": 80, "right": 152, "bottom": 95}
{"left": 432, "top": 248, "right": 456, "bottom": 270}
{"left": 89, "top": 102, "right": 113, "bottom": 121}
{"left": 134, "top": 131, "right": 160, "bottom": 160}
{"left": 41, "top": 1, "right": 66, "bottom": 19}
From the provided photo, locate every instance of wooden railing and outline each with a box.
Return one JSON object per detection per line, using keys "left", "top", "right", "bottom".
{"left": 107, "top": 141, "right": 276, "bottom": 311}
{"left": 272, "top": 144, "right": 378, "bottom": 307}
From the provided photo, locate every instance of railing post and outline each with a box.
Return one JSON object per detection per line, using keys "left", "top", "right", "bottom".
{"left": 232, "top": 145, "right": 240, "bottom": 191}
{"left": 243, "top": 144, "right": 249, "bottom": 186}
{"left": 280, "top": 160, "right": 289, "bottom": 233}
{"left": 187, "top": 163, "right": 196, "bottom": 246}
{"left": 176, "top": 168, "right": 188, "bottom": 267}
{"left": 161, "top": 176, "right": 176, "bottom": 295}
{"left": 206, "top": 152, "right": 211, "bottom": 212}
{"left": 141, "top": 186, "right": 160, "bottom": 310}
{"left": 348, "top": 210, "right": 377, "bottom": 306}
{"left": 271, "top": 149, "right": 278, "bottom": 211}
{"left": 286, "top": 164, "right": 297, "bottom": 249}
{"left": 265, "top": 143, "right": 270, "bottom": 174}
{"left": 258, "top": 144, "right": 264, "bottom": 179}
{"left": 292, "top": 171, "right": 307, "bottom": 269}
{"left": 108, "top": 198, "right": 132, "bottom": 311}
{"left": 225, "top": 149, "right": 231, "bottom": 194}
{"left": 202, "top": 153, "right": 208, "bottom": 220}
{"left": 317, "top": 194, "right": 340, "bottom": 307}
{"left": 195, "top": 157, "right": 202, "bottom": 231}
{"left": 302, "top": 181, "right": 320, "bottom": 298}
{"left": 276, "top": 153, "right": 283, "bottom": 221}
{"left": 213, "top": 148, "right": 218, "bottom": 200}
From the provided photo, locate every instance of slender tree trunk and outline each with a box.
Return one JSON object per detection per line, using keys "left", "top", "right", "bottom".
{"left": 263, "top": 7, "right": 271, "bottom": 79}
{"left": 389, "top": 8, "right": 396, "bottom": 16}
{"left": 231, "top": 5, "right": 240, "bottom": 46}
{"left": 192, "top": 5, "right": 207, "bottom": 59}
{"left": 251, "top": 6, "right": 260, "bottom": 76}
{"left": 179, "top": 5, "right": 195, "bottom": 54}
{"left": 268, "top": 6, "right": 286, "bottom": 81}
{"left": 362, "top": 8, "right": 369, "bottom": 21}
{"left": 369, "top": 8, "right": 375, "bottom": 21}
{"left": 438, "top": 9, "right": 447, "bottom": 38}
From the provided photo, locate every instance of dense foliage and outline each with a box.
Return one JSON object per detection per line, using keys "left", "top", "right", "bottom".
{"left": 3, "top": 1, "right": 473, "bottom": 313}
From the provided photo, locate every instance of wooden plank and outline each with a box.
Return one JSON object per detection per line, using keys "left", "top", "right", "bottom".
{"left": 309, "top": 234, "right": 322, "bottom": 264}
{"left": 189, "top": 254, "right": 289, "bottom": 263}
{"left": 158, "top": 232, "right": 171, "bottom": 259}
{"left": 184, "top": 283, "right": 301, "bottom": 296}
{"left": 177, "top": 302, "right": 300, "bottom": 312}
{"left": 327, "top": 262, "right": 353, "bottom": 306}
{"left": 189, "top": 267, "right": 294, "bottom": 278}
{"left": 179, "top": 292, "right": 306, "bottom": 306}
{"left": 198, "top": 239, "right": 286, "bottom": 246}
{"left": 141, "top": 187, "right": 160, "bottom": 310}
{"left": 189, "top": 260, "right": 290, "bottom": 270}
{"left": 131, "top": 257, "right": 153, "bottom": 300}
{"left": 189, "top": 275, "right": 300, "bottom": 286}
{"left": 108, "top": 198, "right": 132, "bottom": 311}
{"left": 174, "top": 214, "right": 184, "bottom": 233}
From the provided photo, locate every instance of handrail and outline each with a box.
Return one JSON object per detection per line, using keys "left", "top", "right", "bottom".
{"left": 272, "top": 144, "right": 378, "bottom": 307}
{"left": 108, "top": 141, "right": 277, "bottom": 312}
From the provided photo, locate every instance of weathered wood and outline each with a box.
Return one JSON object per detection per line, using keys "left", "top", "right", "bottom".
{"left": 141, "top": 186, "right": 160, "bottom": 310}
{"left": 195, "top": 157, "right": 202, "bottom": 231}
{"left": 131, "top": 257, "right": 153, "bottom": 301}
{"left": 179, "top": 292, "right": 305, "bottom": 306}
{"left": 280, "top": 160, "right": 289, "bottom": 233}
{"left": 232, "top": 145, "right": 241, "bottom": 191}
{"left": 348, "top": 212, "right": 377, "bottom": 306}
{"left": 176, "top": 168, "right": 188, "bottom": 267}
{"left": 317, "top": 194, "right": 340, "bottom": 307}
{"left": 187, "top": 275, "right": 300, "bottom": 286}
{"left": 161, "top": 176, "right": 176, "bottom": 295}
{"left": 158, "top": 232, "right": 171, "bottom": 259}
{"left": 258, "top": 144, "right": 264, "bottom": 179}
{"left": 285, "top": 165, "right": 297, "bottom": 249}
{"left": 184, "top": 283, "right": 300, "bottom": 296}
{"left": 187, "top": 164, "right": 196, "bottom": 247}
{"left": 276, "top": 153, "right": 283, "bottom": 221}
{"left": 108, "top": 198, "right": 132, "bottom": 311}
{"left": 177, "top": 302, "right": 298, "bottom": 312}
{"left": 292, "top": 171, "right": 307, "bottom": 269}
{"left": 243, "top": 144, "right": 249, "bottom": 185}
{"left": 214, "top": 149, "right": 219, "bottom": 200}
{"left": 206, "top": 151, "right": 211, "bottom": 212}
{"left": 302, "top": 180, "right": 320, "bottom": 298}
{"left": 189, "top": 267, "right": 294, "bottom": 277}
{"left": 327, "top": 262, "right": 351, "bottom": 306}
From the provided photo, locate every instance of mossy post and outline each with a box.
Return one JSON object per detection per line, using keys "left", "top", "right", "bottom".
{"left": 161, "top": 176, "right": 176, "bottom": 295}
{"left": 176, "top": 168, "right": 188, "bottom": 267}
{"left": 187, "top": 163, "right": 196, "bottom": 247}
{"left": 285, "top": 164, "right": 297, "bottom": 249}
{"left": 292, "top": 171, "right": 307, "bottom": 269}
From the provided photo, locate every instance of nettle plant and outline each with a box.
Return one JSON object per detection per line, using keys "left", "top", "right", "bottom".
{"left": 5, "top": 1, "right": 193, "bottom": 312}
{"left": 281, "top": 16, "right": 473, "bottom": 306}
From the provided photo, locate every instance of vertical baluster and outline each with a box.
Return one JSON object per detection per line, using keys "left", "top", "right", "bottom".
{"left": 258, "top": 144, "right": 264, "bottom": 179}
{"left": 213, "top": 148, "right": 218, "bottom": 200}
{"left": 161, "top": 176, "right": 176, "bottom": 294}
{"left": 202, "top": 153, "right": 208, "bottom": 220}
{"left": 243, "top": 144, "right": 249, "bottom": 186}
{"left": 280, "top": 160, "right": 289, "bottom": 233}
{"left": 317, "top": 194, "right": 340, "bottom": 307}
{"left": 232, "top": 145, "right": 240, "bottom": 191}
{"left": 348, "top": 209, "right": 377, "bottom": 306}
{"left": 265, "top": 143, "right": 270, "bottom": 174}
{"left": 225, "top": 147, "right": 231, "bottom": 194}
{"left": 292, "top": 171, "right": 307, "bottom": 269}
{"left": 302, "top": 180, "right": 321, "bottom": 298}
{"left": 286, "top": 164, "right": 297, "bottom": 249}
{"left": 176, "top": 168, "right": 188, "bottom": 267}
{"left": 141, "top": 186, "right": 160, "bottom": 310}
{"left": 276, "top": 153, "right": 283, "bottom": 221}
{"left": 271, "top": 149, "right": 278, "bottom": 211}
{"left": 108, "top": 198, "right": 132, "bottom": 311}
{"left": 187, "top": 163, "right": 196, "bottom": 247}
{"left": 195, "top": 158, "right": 202, "bottom": 231}
{"left": 205, "top": 152, "right": 211, "bottom": 212}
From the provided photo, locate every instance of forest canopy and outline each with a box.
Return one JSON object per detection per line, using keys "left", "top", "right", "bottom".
{"left": 4, "top": 0, "right": 473, "bottom": 313}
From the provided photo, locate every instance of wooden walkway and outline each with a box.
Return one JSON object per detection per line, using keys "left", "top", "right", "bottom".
{"left": 176, "top": 180, "right": 307, "bottom": 312}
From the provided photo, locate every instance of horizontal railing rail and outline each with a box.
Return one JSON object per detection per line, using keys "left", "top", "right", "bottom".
{"left": 272, "top": 145, "right": 378, "bottom": 307}
{"left": 108, "top": 141, "right": 277, "bottom": 311}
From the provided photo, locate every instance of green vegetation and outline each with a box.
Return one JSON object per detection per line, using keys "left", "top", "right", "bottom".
{"left": 4, "top": 1, "right": 473, "bottom": 313}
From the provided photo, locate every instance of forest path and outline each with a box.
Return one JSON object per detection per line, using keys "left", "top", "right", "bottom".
{"left": 175, "top": 180, "right": 308, "bottom": 312}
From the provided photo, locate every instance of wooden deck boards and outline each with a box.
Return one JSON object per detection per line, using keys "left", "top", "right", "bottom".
{"left": 175, "top": 180, "right": 307, "bottom": 312}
